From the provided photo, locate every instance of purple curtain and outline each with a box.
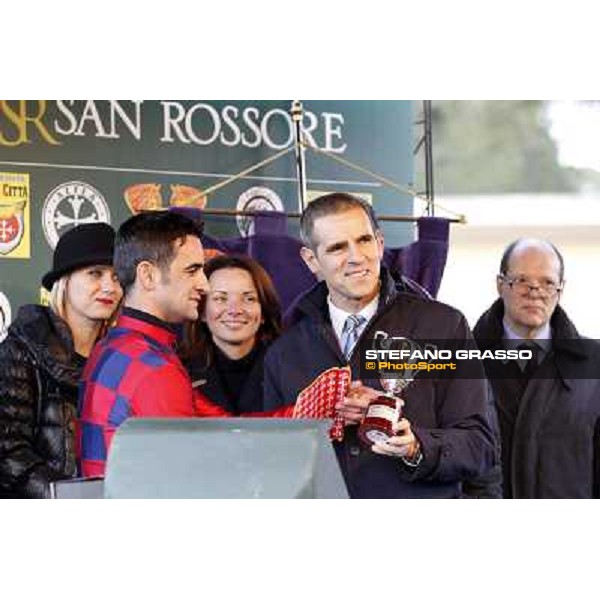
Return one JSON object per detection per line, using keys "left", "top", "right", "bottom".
{"left": 172, "top": 209, "right": 450, "bottom": 312}
{"left": 382, "top": 217, "right": 450, "bottom": 298}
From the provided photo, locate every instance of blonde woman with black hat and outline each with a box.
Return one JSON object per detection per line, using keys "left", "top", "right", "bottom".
{"left": 0, "top": 222, "right": 122, "bottom": 498}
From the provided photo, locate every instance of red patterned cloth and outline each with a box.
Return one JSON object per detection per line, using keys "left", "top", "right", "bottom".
{"left": 293, "top": 367, "right": 351, "bottom": 441}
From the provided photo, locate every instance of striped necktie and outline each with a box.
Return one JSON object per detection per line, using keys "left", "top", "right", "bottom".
{"left": 341, "top": 314, "right": 366, "bottom": 359}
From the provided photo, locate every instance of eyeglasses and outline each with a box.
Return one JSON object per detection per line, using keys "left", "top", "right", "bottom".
{"left": 498, "top": 274, "right": 563, "bottom": 297}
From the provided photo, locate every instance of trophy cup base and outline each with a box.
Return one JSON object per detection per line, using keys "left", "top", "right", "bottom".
{"left": 364, "top": 429, "right": 392, "bottom": 444}
{"left": 358, "top": 395, "right": 400, "bottom": 448}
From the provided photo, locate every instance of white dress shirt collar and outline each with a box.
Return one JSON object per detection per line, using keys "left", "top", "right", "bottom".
{"left": 502, "top": 319, "right": 552, "bottom": 353}
{"left": 328, "top": 295, "right": 379, "bottom": 346}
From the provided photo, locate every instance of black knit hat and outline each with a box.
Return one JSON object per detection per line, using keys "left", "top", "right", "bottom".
{"left": 42, "top": 222, "right": 116, "bottom": 291}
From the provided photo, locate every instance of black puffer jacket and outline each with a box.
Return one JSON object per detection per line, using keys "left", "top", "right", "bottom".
{"left": 0, "top": 305, "right": 81, "bottom": 498}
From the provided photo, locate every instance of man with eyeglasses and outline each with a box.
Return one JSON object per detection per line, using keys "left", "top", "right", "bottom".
{"left": 472, "top": 238, "right": 600, "bottom": 498}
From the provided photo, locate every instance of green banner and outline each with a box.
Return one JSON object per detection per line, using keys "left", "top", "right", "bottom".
{"left": 0, "top": 100, "right": 413, "bottom": 326}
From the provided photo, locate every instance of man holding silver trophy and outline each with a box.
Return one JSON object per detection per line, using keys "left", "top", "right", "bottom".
{"left": 263, "top": 192, "right": 498, "bottom": 498}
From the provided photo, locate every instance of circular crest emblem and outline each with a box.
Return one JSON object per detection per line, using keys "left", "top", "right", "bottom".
{"left": 0, "top": 291, "right": 11, "bottom": 343}
{"left": 236, "top": 186, "right": 284, "bottom": 237}
{"left": 42, "top": 181, "right": 111, "bottom": 249}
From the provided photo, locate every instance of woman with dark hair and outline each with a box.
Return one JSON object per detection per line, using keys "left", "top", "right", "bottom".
{"left": 182, "top": 254, "right": 282, "bottom": 415}
{"left": 0, "top": 223, "right": 122, "bottom": 498}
